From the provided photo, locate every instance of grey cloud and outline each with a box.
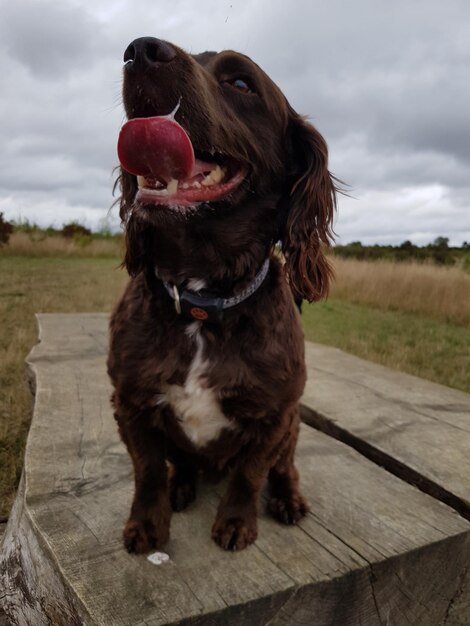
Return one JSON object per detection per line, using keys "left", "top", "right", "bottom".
{"left": 0, "top": 0, "right": 105, "bottom": 78}
{"left": 330, "top": 135, "right": 470, "bottom": 192}
{"left": 0, "top": 0, "right": 469, "bottom": 245}
{"left": 337, "top": 192, "right": 470, "bottom": 247}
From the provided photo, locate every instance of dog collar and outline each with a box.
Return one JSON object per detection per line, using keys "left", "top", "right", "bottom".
{"left": 158, "top": 258, "right": 270, "bottom": 324}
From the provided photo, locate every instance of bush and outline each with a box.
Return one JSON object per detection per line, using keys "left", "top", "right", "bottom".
{"left": 0, "top": 213, "right": 14, "bottom": 246}
{"left": 61, "top": 222, "right": 91, "bottom": 239}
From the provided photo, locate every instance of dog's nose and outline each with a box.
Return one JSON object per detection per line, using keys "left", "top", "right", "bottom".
{"left": 123, "top": 37, "right": 176, "bottom": 69}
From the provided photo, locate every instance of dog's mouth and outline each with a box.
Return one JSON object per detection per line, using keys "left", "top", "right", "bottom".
{"left": 118, "top": 114, "right": 247, "bottom": 207}
{"left": 136, "top": 154, "right": 247, "bottom": 206}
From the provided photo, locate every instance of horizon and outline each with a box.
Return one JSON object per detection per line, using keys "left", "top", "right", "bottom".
{"left": 4, "top": 215, "right": 468, "bottom": 250}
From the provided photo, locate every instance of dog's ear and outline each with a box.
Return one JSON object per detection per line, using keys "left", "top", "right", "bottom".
{"left": 115, "top": 168, "right": 137, "bottom": 223}
{"left": 114, "top": 169, "right": 148, "bottom": 276}
{"left": 281, "top": 110, "right": 337, "bottom": 302}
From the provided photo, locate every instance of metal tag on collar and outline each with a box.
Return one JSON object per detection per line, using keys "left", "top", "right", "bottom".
{"left": 179, "top": 290, "right": 224, "bottom": 324}
{"left": 172, "top": 285, "right": 182, "bottom": 315}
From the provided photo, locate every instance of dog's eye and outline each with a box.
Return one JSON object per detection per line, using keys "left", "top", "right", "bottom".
{"left": 223, "top": 78, "right": 253, "bottom": 94}
{"left": 232, "top": 78, "right": 251, "bottom": 93}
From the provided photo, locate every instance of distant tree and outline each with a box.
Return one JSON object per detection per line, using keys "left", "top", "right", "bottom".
{"left": 61, "top": 222, "right": 92, "bottom": 238}
{"left": 430, "top": 236, "right": 454, "bottom": 265}
{"left": 462, "top": 241, "right": 469, "bottom": 249}
{"left": 349, "top": 241, "right": 363, "bottom": 247}
{"left": 433, "top": 236, "right": 449, "bottom": 248}
{"left": 0, "top": 212, "right": 14, "bottom": 246}
{"left": 400, "top": 240, "right": 414, "bottom": 249}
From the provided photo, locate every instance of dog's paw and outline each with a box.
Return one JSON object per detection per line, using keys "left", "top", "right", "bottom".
{"left": 123, "top": 517, "right": 170, "bottom": 554}
{"left": 170, "top": 476, "right": 196, "bottom": 512}
{"left": 211, "top": 516, "right": 258, "bottom": 551}
{"left": 268, "top": 494, "right": 309, "bottom": 525}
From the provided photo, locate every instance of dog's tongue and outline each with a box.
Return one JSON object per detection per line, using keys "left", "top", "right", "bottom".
{"left": 117, "top": 116, "right": 195, "bottom": 181}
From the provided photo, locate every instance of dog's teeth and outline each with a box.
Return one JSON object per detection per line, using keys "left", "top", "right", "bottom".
{"left": 167, "top": 179, "right": 179, "bottom": 195}
{"left": 213, "top": 165, "right": 224, "bottom": 183}
{"left": 201, "top": 165, "right": 224, "bottom": 187}
{"left": 137, "top": 175, "right": 146, "bottom": 188}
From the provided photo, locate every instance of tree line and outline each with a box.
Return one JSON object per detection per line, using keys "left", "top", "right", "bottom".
{"left": 334, "top": 237, "right": 469, "bottom": 266}
{"left": 0, "top": 214, "right": 120, "bottom": 246}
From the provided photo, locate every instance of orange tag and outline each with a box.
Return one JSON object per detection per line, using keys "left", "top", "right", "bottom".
{"left": 190, "top": 307, "right": 209, "bottom": 320}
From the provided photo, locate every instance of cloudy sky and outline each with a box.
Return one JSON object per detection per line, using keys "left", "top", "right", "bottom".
{"left": 1, "top": 0, "right": 469, "bottom": 245}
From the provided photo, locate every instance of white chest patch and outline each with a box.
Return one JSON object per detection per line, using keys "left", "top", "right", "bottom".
{"left": 159, "top": 323, "right": 234, "bottom": 447}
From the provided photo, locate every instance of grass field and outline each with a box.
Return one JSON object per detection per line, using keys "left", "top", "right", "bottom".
{"left": 332, "top": 257, "right": 470, "bottom": 326}
{"left": 0, "top": 241, "right": 469, "bottom": 519}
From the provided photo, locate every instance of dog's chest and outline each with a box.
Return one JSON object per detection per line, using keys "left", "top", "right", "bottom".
{"left": 160, "top": 325, "right": 234, "bottom": 447}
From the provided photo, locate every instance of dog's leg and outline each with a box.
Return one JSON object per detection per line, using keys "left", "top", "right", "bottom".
{"left": 211, "top": 418, "right": 294, "bottom": 551}
{"left": 167, "top": 442, "right": 198, "bottom": 512}
{"left": 115, "top": 407, "right": 171, "bottom": 553}
{"left": 211, "top": 460, "right": 265, "bottom": 551}
{"left": 267, "top": 413, "right": 309, "bottom": 524}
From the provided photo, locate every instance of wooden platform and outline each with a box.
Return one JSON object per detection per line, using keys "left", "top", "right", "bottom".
{"left": 1, "top": 313, "right": 469, "bottom": 625}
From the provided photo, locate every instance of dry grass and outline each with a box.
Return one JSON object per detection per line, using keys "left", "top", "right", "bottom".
{"left": 330, "top": 257, "right": 470, "bottom": 327}
{"left": 2, "top": 232, "right": 123, "bottom": 258}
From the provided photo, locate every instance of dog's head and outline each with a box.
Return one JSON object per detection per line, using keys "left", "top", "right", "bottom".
{"left": 117, "top": 37, "right": 337, "bottom": 301}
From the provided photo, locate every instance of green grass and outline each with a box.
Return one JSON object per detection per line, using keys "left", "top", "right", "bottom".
{"left": 302, "top": 299, "right": 470, "bottom": 393}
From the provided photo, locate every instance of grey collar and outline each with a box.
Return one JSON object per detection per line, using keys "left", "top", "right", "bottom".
{"left": 157, "top": 258, "right": 270, "bottom": 324}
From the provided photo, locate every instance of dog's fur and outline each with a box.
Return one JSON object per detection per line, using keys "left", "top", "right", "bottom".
{"left": 108, "top": 38, "right": 337, "bottom": 552}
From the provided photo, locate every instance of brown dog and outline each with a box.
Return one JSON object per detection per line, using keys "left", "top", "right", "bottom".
{"left": 108, "top": 37, "right": 336, "bottom": 552}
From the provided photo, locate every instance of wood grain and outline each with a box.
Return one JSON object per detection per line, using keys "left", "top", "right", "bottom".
{"left": 302, "top": 342, "right": 470, "bottom": 517}
{"left": 301, "top": 341, "right": 470, "bottom": 625}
